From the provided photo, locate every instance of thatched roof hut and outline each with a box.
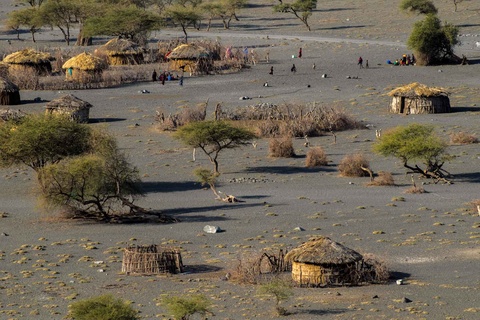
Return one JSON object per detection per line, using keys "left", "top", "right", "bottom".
{"left": 388, "top": 82, "right": 451, "bottom": 114}
{"left": 62, "top": 52, "right": 107, "bottom": 83}
{"left": 97, "top": 38, "right": 144, "bottom": 65}
{"left": 45, "top": 94, "right": 93, "bottom": 123}
{"left": 0, "top": 77, "right": 20, "bottom": 105}
{"left": 166, "top": 44, "right": 212, "bottom": 75}
{"left": 3, "top": 49, "right": 54, "bottom": 76}
{"left": 285, "top": 236, "right": 364, "bottom": 286}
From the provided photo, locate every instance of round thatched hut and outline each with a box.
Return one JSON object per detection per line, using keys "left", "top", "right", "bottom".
{"left": 45, "top": 94, "right": 93, "bottom": 123}
{"left": 388, "top": 82, "right": 451, "bottom": 114}
{"left": 0, "top": 77, "right": 20, "bottom": 105}
{"left": 62, "top": 52, "right": 107, "bottom": 83}
{"left": 166, "top": 43, "right": 212, "bottom": 75}
{"left": 2, "top": 48, "right": 54, "bottom": 76}
{"left": 97, "top": 38, "right": 144, "bottom": 65}
{"left": 285, "top": 236, "right": 364, "bottom": 287}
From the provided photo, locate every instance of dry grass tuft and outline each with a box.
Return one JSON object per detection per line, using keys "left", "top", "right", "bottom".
{"left": 269, "top": 136, "right": 295, "bottom": 158}
{"left": 338, "top": 153, "right": 370, "bottom": 177}
{"left": 361, "top": 253, "right": 390, "bottom": 284}
{"left": 450, "top": 131, "right": 478, "bottom": 144}
{"left": 155, "top": 105, "right": 207, "bottom": 131}
{"left": 305, "top": 147, "right": 328, "bottom": 167}
{"left": 404, "top": 185, "right": 426, "bottom": 194}
{"left": 367, "top": 171, "right": 395, "bottom": 186}
{"left": 468, "top": 199, "right": 480, "bottom": 216}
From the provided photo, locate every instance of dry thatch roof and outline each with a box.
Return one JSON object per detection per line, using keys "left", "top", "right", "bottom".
{"left": 0, "top": 77, "right": 19, "bottom": 92}
{"left": 166, "top": 44, "right": 210, "bottom": 60}
{"left": 3, "top": 49, "right": 54, "bottom": 65}
{"left": 45, "top": 94, "right": 93, "bottom": 111}
{"left": 285, "top": 236, "right": 363, "bottom": 265}
{"left": 62, "top": 52, "right": 107, "bottom": 71}
{"left": 388, "top": 82, "right": 449, "bottom": 97}
{"left": 98, "top": 38, "right": 144, "bottom": 56}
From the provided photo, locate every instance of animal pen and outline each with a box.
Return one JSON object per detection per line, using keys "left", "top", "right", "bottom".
{"left": 122, "top": 245, "right": 183, "bottom": 274}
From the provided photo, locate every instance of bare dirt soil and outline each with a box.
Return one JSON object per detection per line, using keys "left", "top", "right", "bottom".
{"left": 1, "top": 0, "right": 480, "bottom": 319}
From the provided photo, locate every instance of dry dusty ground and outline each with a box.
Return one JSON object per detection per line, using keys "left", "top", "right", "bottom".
{"left": 1, "top": 0, "right": 480, "bottom": 319}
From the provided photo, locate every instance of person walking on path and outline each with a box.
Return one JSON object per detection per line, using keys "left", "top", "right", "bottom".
{"left": 291, "top": 64, "right": 296, "bottom": 73}
{"left": 358, "top": 56, "right": 363, "bottom": 68}
{"left": 269, "top": 66, "right": 274, "bottom": 75}
{"left": 366, "top": 60, "right": 369, "bottom": 69}
{"left": 298, "top": 48, "right": 302, "bottom": 58}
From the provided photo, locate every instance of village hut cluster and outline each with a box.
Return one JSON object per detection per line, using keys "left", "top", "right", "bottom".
{"left": 165, "top": 43, "right": 213, "bottom": 75}
{"left": 388, "top": 82, "right": 451, "bottom": 114}
{"left": 0, "top": 77, "right": 20, "bottom": 106}
{"left": 2, "top": 48, "right": 55, "bottom": 76}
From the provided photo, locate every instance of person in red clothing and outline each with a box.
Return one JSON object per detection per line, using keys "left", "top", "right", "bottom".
{"left": 298, "top": 48, "right": 302, "bottom": 58}
{"left": 358, "top": 56, "right": 363, "bottom": 68}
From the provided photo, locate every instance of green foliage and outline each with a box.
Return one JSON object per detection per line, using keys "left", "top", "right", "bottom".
{"left": 84, "top": 5, "right": 161, "bottom": 41}
{"left": 6, "top": 7, "right": 44, "bottom": 41}
{"left": 40, "top": 0, "right": 82, "bottom": 45}
{"left": 164, "top": 4, "right": 202, "bottom": 41}
{"left": 0, "top": 114, "right": 91, "bottom": 173}
{"left": 194, "top": 167, "right": 217, "bottom": 186}
{"left": 257, "top": 279, "right": 293, "bottom": 316}
{"left": 67, "top": 294, "right": 138, "bottom": 320}
{"left": 400, "top": 0, "right": 437, "bottom": 15}
{"left": 407, "top": 14, "right": 459, "bottom": 65}
{"left": 160, "top": 294, "right": 211, "bottom": 320}
{"left": 373, "top": 123, "right": 447, "bottom": 167}
{"left": 174, "top": 120, "right": 256, "bottom": 174}
{"left": 274, "top": 0, "right": 317, "bottom": 31}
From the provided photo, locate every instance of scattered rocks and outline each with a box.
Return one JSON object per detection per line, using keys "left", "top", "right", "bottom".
{"left": 203, "top": 225, "right": 222, "bottom": 234}
{"left": 402, "top": 297, "right": 412, "bottom": 303}
{"left": 140, "top": 89, "right": 150, "bottom": 94}
{"left": 228, "top": 177, "right": 273, "bottom": 183}
{"left": 322, "top": 74, "right": 327, "bottom": 78}
{"left": 239, "top": 96, "right": 252, "bottom": 100}
{"left": 1, "top": 232, "right": 8, "bottom": 236}
{"left": 293, "top": 227, "right": 305, "bottom": 232}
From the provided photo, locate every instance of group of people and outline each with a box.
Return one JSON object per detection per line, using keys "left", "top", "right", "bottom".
{"left": 152, "top": 70, "right": 183, "bottom": 85}
{"left": 387, "top": 54, "right": 416, "bottom": 66}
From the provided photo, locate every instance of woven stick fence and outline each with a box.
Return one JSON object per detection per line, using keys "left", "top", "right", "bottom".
{"left": 122, "top": 245, "right": 183, "bottom": 274}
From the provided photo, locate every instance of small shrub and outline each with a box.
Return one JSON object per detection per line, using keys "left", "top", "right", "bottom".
{"left": 269, "top": 136, "right": 295, "bottom": 158}
{"left": 305, "top": 147, "right": 328, "bottom": 167}
{"left": 156, "top": 105, "right": 207, "bottom": 131}
{"left": 257, "top": 279, "right": 293, "bottom": 316}
{"left": 338, "top": 153, "right": 370, "bottom": 177}
{"left": 160, "top": 294, "right": 211, "bottom": 320}
{"left": 67, "top": 294, "right": 138, "bottom": 320}
{"left": 404, "top": 185, "right": 426, "bottom": 194}
{"left": 450, "top": 131, "right": 478, "bottom": 144}
{"left": 361, "top": 253, "right": 390, "bottom": 284}
{"left": 367, "top": 171, "right": 395, "bottom": 186}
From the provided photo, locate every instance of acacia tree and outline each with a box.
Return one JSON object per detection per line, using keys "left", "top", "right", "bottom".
{"left": 274, "top": 0, "right": 317, "bottom": 31}
{"left": 373, "top": 123, "right": 451, "bottom": 183}
{"left": 0, "top": 114, "right": 91, "bottom": 175}
{"left": 164, "top": 4, "right": 202, "bottom": 42}
{"left": 174, "top": 120, "right": 256, "bottom": 175}
{"left": 40, "top": 0, "right": 80, "bottom": 46}
{"left": 6, "top": 7, "right": 44, "bottom": 42}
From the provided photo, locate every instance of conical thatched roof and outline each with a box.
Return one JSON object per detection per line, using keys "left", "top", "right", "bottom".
{"left": 98, "top": 38, "right": 144, "bottom": 56}
{"left": 285, "top": 237, "right": 363, "bottom": 265}
{"left": 62, "top": 52, "right": 107, "bottom": 71}
{"left": 388, "top": 82, "right": 449, "bottom": 98}
{"left": 166, "top": 44, "right": 210, "bottom": 60}
{"left": 45, "top": 94, "right": 93, "bottom": 111}
{"left": 0, "top": 77, "right": 19, "bottom": 93}
{"left": 3, "top": 49, "right": 54, "bottom": 64}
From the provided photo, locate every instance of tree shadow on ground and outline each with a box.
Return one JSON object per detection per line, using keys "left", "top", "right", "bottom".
{"left": 160, "top": 202, "right": 264, "bottom": 217}
{"left": 450, "top": 106, "right": 480, "bottom": 112}
{"left": 89, "top": 117, "right": 127, "bottom": 123}
{"left": 389, "top": 271, "right": 411, "bottom": 282}
{"left": 241, "top": 165, "right": 336, "bottom": 174}
{"left": 319, "top": 25, "right": 370, "bottom": 31}
{"left": 183, "top": 264, "right": 223, "bottom": 274}
{"left": 450, "top": 172, "right": 480, "bottom": 183}
{"left": 140, "top": 181, "right": 198, "bottom": 193}
{"left": 291, "top": 308, "right": 348, "bottom": 316}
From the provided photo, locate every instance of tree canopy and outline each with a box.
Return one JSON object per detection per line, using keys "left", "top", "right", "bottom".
{"left": 174, "top": 120, "right": 256, "bottom": 174}
{"left": 400, "top": 0, "right": 437, "bottom": 15}
{"left": 274, "top": 0, "right": 317, "bottom": 31}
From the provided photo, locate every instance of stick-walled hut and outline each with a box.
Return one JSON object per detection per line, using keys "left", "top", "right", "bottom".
{"left": 62, "top": 52, "right": 107, "bottom": 83}
{"left": 97, "top": 38, "right": 144, "bottom": 65}
{"left": 45, "top": 94, "right": 93, "bottom": 123}
{"left": 166, "top": 43, "right": 212, "bottom": 75}
{"left": 0, "top": 77, "right": 20, "bottom": 105}
{"left": 2, "top": 49, "right": 54, "bottom": 76}
{"left": 284, "top": 236, "right": 364, "bottom": 286}
{"left": 388, "top": 82, "right": 451, "bottom": 114}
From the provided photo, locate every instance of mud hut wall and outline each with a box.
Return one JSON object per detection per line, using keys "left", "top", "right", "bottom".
{"left": 107, "top": 54, "right": 144, "bottom": 66}
{"left": 169, "top": 59, "right": 195, "bottom": 73}
{"left": 66, "top": 69, "right": 102, "bottom": 83}
{"left": 8, "top": 63, "right": 51, "bottom": 76}
{"left": 292, "top": 262, "right": 361, "bottom": 286}
{"left": 122, "top": 247, "right": 183, "bottom": 274}
{"left": 45, "top": 107, "right": 90, "bottom": 123}
{"left": 0, "top": 91, "right": 20, "bottom": 105}
{"left": 390, "top": 96, "right": 451, "bottom": 114}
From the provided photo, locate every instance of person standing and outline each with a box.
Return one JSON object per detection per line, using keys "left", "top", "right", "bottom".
{"left": 152, "top": 69, "right": 157, "bottom": 81}
{"left": 269, "top": 66, "right": 274, "bottom": 75}
{"left": 358, "top": 56, "right": 363, "bottom": 68}
{"left": 291, "top": 64, "right": 296, "bottom": 73}
{"left": 298, "top": 48, "right": 302, "bottom": 58}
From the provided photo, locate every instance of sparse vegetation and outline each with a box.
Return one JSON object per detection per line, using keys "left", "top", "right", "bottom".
{"left": 160, "top": 294, "right": 212, "bottom": 320}
{"left": 367, "top": 171, "right": 395, "bottom": 186}
{"left": 305, "top": 146, "right": 328, "bottom": 167}
{"left": 67, "top": 294, "right": 138, "bottom": 320}
{"left": 338, "top": 153, "right": 370, "bottom": 177}
{"left": 269, "top": 136, "right": 295, "bottom": 158}
{"left": 450, "top": 131, "right": 478, "bottom": 144}
{"left": 257, "top": 279, "right": 293, "bottom": 316}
